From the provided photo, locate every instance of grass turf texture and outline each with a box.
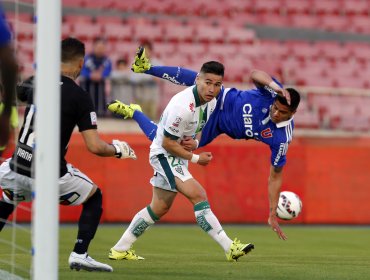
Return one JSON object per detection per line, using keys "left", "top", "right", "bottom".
{"left": 1, "top": 225, "right": 369, "bottom": 280}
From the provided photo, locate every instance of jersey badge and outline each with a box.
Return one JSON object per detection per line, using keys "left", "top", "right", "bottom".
{"left": 261, "top": 128, "right": 273, "bottom": 138}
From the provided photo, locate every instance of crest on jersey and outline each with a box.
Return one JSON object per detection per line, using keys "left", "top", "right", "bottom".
{"left": 261, "top": 128, "right": 273, "bottom": 138}
{"left": 175, "top": 165, "right": 184, "bottom": 175}
{"left": 172, "top": 116, "right": 182, "bottom": 127}
{"left": 189, "top": 102, "right": 195, "bottom": 113}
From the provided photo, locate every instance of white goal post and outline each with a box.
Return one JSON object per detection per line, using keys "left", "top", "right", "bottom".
{"left": 33, "top": 0, "right": 61, "bottom": 279}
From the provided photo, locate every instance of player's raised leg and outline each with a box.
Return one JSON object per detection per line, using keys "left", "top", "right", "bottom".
{"left": 108, "top": 100, "right": 158, "bottom": 141}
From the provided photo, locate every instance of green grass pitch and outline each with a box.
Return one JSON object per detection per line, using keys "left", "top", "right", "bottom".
{"left": 1, "top": 224, "right": 370, "bottom": 280}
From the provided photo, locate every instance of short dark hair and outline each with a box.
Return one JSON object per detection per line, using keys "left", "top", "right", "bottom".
{"left": 276, "top": 88, "right": 300, "bottom": 112}
{"left": 200, "top": 61, "right": 224, "bottom": 77}
{"left": 61, "top": 37, "right": 85, "bottom": 63}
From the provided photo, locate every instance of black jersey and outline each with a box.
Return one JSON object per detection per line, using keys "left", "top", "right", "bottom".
{"left": 9, "top": 75, "right": 98, "bottom": 177}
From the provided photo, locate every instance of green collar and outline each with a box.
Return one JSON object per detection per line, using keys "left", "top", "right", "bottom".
{"left": 192, "top": 86, "right": 202, "bottom": 107}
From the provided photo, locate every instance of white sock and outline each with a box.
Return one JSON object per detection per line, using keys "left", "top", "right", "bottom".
{"left": 113, "top": 206, "right": 159, "bottom": 251}
{"left": 194, "top": 201, "right": 232, "bottom": 252}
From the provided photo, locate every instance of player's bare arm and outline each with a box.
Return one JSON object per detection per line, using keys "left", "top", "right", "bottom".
{"left": 180, "top": 136, "right": 199, "bottom": 151}
{"left": 162, "top": 135, "right": 212, "bottom": 166}
{"left": 268, "top": 165, "right": 288, "bottom": 240}
{"left": 250, "top": 69, "right": 291, "bottom": 105}
{"left": 81, "top": 129, "right": 136, "bottom": 159}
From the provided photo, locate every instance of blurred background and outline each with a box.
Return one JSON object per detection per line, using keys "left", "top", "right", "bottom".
{"left": 2, "top": 0, "right": 370, "bottom": 225}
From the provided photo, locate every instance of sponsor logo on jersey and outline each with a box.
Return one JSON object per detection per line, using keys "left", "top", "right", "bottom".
{"left": 264, "top": 85, "right": 277, "bottom": 97}
{"left": 168, "top": 126, "right": 179, "bottom": 134}
{"left": 189, "top": 103, "right": 195, "bottom": 113}
{"left": 162, "top": 73, "right": 183, "bottom": 85}
{"left": 261, "top": 128, "right": 273, "bottom": 138}
{"left": 90, "top": 112, "right": 97, "bottom": 125}
{"left": 16, "top": 146, "right": 33, "bottom": 161}
{"left": 242, "top": 103, "right": 254, "bottom": 138}
{"left": 274, "top": 142, "right": 288, "bottom": 166}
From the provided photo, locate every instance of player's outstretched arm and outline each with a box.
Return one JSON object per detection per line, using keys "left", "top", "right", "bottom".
{"left": 267, "top": 165, "right": 288, "bottom": 240}
{"left": 81, "top": 129, "right": 137, "bottom": 159}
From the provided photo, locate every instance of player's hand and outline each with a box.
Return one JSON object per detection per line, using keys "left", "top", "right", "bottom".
{"left": 268, "top": 214, "right": 287, "bottom": 240}
{"left": 180, "top": 136, "right": 198, "bottom": 151}
{"left": 275, "top": 88, "right": 291, "bottom": 105}
{"left": 112, "top": 140, "right": 137, "bottom": 160}
{"left": 197, "top": 152, "right": 212, "bottom": 166}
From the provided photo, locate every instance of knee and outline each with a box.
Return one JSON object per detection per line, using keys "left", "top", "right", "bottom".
{"left": 84, "top": 188, "right": 102, "bottom": 211}
{"left": 150, "top": 202, "right": 170, "bottom": 218}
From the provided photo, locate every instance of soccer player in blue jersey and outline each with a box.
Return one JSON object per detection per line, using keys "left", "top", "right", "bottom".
{"left": 0, "top": 8, "right": 18, "bottom": 148}
{"left": 108, "top": 47, "right": 300, "bottom": 240}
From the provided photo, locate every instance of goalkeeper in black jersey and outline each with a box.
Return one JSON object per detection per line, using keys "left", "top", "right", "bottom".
{"left": 0, "top": 38, "right": 136, "bottom": 272}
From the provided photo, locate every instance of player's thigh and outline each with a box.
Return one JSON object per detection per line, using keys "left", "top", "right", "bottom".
{"left": 150, "top": 186, "right": 177, "bottom": 216}
{"left": 0, "top": 160, "right": 32, "bottom": 204}
{"left": 175, "top": 177, "right": 207, "bottom": 205}
{"left": 59, "top": 164, "right": 95, "bottom": 206}
{"left": 150, "top": 154, "right": 192, "bottom": 192}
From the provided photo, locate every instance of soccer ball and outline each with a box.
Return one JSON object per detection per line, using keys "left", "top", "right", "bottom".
{"left": 276, "top": 191, "right": 302, "bottom": 220}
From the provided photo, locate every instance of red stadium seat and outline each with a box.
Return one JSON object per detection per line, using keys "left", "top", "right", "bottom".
{"left": 62, "top": 0, "right": 85, "bottom": 8}
{"left": 111, "top": 0, "right": 144, "bottom": 12}
{"left": 176, "top": 43, "right": 207, "bottom": 60}
{"left": 63, "top": 14, "right": 93, "bottom": 24}
{"left": 95, "top": 16, "right": 123, "bottom": 24}
{"left": 225, "top": 27, "right": 255, "bottom": 44}
{"left": 103, "top": 24, "right": 132, "bottom": 41}
{"left": 284, "top": 0, "right": 311, "bottom": 15}
{"left": 350, "top": 16, "right": 370, "bottom": 34}
{"left": 208, "top": 44, "right": 238, "bottom": 60}
{"left": 290, "top": 14, "right": 320, "bottom": 29}
{"left": 254, "top": 0, "right": 283, "bottom": 15}
{"left": 320, "top": 15, "right": 349, "bottom": 32}
{"left": 343, "top": 0, "right": 370, "bottom": 16}
{"left": 71, "top": 23, "right": 102, "bottom": 40}
{"left": 195, "top": 25, "right": 225, "bottom": 44}
{"left": 61, "top": 22, "right": 73, "bottom": 39}
{"left": 312, "top": 0, "right": 341, "bottom": 15}
{"left": 134, "top": 24, "right": 164, "bottom": 43}
{"left": 164, "top": 24, "right": 195, "bottom": 43}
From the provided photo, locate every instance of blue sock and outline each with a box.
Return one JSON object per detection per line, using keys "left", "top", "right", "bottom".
{"left": 133, "top": 110, "right": 158, "bottom": 141}
{"left": 146, "top": 66, "right": 197, "bottom": 86}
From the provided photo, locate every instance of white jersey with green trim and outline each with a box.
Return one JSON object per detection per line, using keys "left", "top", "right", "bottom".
{"left": 150, "top": 85, "right": 216, "bottom": 158}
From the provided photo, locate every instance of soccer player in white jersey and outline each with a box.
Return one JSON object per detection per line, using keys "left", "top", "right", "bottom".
{"left": 109, "top": 61, "right": 254, "bottom": 262}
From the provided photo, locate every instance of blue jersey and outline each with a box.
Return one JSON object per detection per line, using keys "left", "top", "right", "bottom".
{"left": 200, "top": 86, "right": 293, "bottom": 167}
{"left": 145, "top": 66, "right": 294, "bottom": 167}
{"left": 0, "top": 8, "right": 11, "bottom": 46}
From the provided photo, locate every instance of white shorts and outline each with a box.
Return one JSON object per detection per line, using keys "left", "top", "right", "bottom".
{"left": 149, "top": 154, "right": 193, "bottom": 192}
{"left": 0, "top": 160, "right": 94, "bottom": 205}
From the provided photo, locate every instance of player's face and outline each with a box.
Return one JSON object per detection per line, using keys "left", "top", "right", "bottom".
{"left": 196, "top": 72, "right": 223, "bottom": 104}
{"left": 270, "top": 100, "right": 295, "bottom": 123}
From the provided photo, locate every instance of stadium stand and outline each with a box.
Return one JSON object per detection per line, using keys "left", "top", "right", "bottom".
{"left": 5, "top": 0, "right": 370, "bottom": 131}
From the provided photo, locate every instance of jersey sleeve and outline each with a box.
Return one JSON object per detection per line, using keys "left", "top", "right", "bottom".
{"left": 163, "top": 106, "right": 189, "bottom": 140}
{"left": 0, "top": 10, "right": 12, "bottom": 46}
{"left": 146, "top": 66, "right": 197, "bottom": 86}
{"left": 76, "top": 90, "right": 98, "bottom": 132}
{"left": 257, "top": 77, "right": 283, "bottom": 96}
{"left": 270, "top": 141, "right": 288, "bottom": 167}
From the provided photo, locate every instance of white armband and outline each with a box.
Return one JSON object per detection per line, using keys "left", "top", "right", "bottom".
{"left": 191, "top": 153, "right": 200, "bottom": 163}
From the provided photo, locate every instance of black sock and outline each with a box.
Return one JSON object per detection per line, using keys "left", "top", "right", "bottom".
{"left": 73, "top": 188, "right": 103, "bottom": 254}
{"left": 0, "top": 200, "right": 15, "bottom": 231}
